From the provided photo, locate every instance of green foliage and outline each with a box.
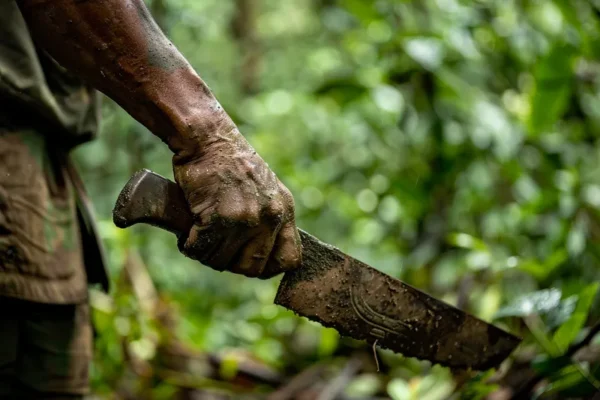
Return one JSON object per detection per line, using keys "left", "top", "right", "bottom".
{"left": 74, "top": 0, "right": 600, "bottom": 397}
{"left": 553, "top": 283, "right": 598, "bottom": 353}
{"left": 494, "top": 288, "right": 562, "bottom": 319}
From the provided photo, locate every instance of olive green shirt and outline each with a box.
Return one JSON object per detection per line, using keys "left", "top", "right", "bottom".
{"left": 0, "top": 0, "right": 103, "bottom": 304}
{"left": 0, "top": 0, "right": 100, "bottom": 143}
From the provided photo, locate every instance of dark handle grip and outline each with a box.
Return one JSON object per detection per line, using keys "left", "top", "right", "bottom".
{"left": 113, "top": 169, "right": 194, "bottom": 237}
{"left": 113, "top": 169, "right": 314, "bottom": 255}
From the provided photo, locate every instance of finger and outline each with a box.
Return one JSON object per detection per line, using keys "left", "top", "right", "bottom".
{"left": 201, "top": 228, "right": 253, "bottom": 271}
{"left": 230, "top": 227, "right": 278, "bottom": 278}
{"left": 261, "top": 221, "right": 302, "bottom": 279}
{"left": 177, "top": 224, "right": 222, "bottom": 260}
{"left": 179, "top": 224, "right": 223, "bottom": 263}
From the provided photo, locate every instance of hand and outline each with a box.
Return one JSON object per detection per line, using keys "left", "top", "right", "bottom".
{"left": 172, "top": 115, "right": 301, "bottom": 279}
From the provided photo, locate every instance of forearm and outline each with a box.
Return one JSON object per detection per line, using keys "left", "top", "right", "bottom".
{"left": 16, "top": 0, "right": 230, "bottom": 159}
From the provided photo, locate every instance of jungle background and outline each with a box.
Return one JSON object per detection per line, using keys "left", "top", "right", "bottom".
{"left": 74, "top": 0, "right": 600, "bottom": 398}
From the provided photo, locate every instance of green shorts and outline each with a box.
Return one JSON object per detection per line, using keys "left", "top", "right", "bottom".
{"left": 0, "top": 297, "right": 92, "bottom": 399}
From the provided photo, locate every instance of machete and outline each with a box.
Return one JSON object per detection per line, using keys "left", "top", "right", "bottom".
{"left": 113, "top": 169, "right": 520, "bottom": 370}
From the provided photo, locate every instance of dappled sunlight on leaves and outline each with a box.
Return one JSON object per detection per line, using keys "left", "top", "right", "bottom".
{"left": 74, "top": 0, "right": 600, "bottom": 397}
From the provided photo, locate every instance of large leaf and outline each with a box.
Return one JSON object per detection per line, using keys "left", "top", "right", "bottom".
{"left": 538, "top": 364, "right": 600, "bottom": 398}
{"left": 553, "top": 283, "right": 599, "bottom": 353}
{"left": 494, "top": 288, "right": 562, "bottom": 319}
{"left": 545, "top": 295, "right": 577, "bottom": 329}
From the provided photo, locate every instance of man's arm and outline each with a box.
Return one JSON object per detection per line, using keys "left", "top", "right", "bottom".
{"left": 16, "top": 0, "right": 301, "bottom": 278}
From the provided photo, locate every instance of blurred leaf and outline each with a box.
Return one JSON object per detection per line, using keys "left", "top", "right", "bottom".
{"left": 416, "top": 370, "right": 455, "bottom": 400}
{"left": 567, "top": 216, "right": 588, "bottom": 257}
{"left": 340, "top": 0, "right": 379, "bottom": 24}
{"left": 317, "top": 327, "right": 339, "bottom": 358}
{"left": 219, "top": 354, "right": 239, "bottom": 381}
{"left": 526, "top": 314, "right": 560, "bottom": 356}
{"left": 446, "top": 232, "right": 488, "bottom": 251}
{"left": 387, "top": 379, "right": 411, "bottom": 400}
{"left": 553, "top": 282, "right": 599, "bottom": 353}
{"left": 527, "top": 45, "right": 576, "bottom": 134}
{"left": 404, "top": 38, "right": 446, "bottom": 71}
{"left": 476, "top": 284, "right": 502, "bottom": 322}
{"left": 372, "top": 85, "right": 405, "bottom": 114}
{"left": 495, "top": 289, "right": 562, "bottom": 319}
{"left": 545, "top": 295, "right": 577, "bottom": 329}
{"left": 538, "top": 364, "right": 600, "bottom": 398}
{"left": 76, "top": 0, "right": 600, "bottom": 396}
{"left": 314, "top": 75, "right": 368, "bottom": 105}
{"left": 457, "top": 370, "right": 499, "bottom": 400}
{"left": 517, "top": 250, "right": 567, "bottom": 281}
{"left": 345, "top": 374, "right": 381, "bottom": 397}
{"left": 531, "top": 354, "right": 571, "bottom": 378}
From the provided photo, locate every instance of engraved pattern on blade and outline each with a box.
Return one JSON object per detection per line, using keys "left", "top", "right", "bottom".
{"left": 349, "top": 262, "right": 413, "bottom": 341}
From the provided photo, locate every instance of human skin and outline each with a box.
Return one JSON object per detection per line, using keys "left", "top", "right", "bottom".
{"left": 15, "top": 0, "right": 302, "bottom": 278}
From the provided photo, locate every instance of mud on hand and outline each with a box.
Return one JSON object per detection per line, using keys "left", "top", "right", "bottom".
{"left": 173, "top": 121, "right": 302, "bottom": 279}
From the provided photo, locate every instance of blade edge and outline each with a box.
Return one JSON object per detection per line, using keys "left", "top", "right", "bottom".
{"left": 275, "top": 231, "right": 521, "bottom": 370}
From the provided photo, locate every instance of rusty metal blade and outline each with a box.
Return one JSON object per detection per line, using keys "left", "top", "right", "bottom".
{"left": 275, "top": 231, "right": 521, "bottom": 370}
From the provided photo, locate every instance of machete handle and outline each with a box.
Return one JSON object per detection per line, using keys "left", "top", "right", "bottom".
{"left": 113, "top": 168, "right": 313, "bottom": 243}
{"left": 113, "top": 169, "right": 193, "bottom": 237}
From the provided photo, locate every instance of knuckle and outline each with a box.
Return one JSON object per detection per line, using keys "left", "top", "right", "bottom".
{"left": 241, "top": 158, "right": 260, "bottom": 178}
{"left": 278, "top": 184, "right": 292, "bottom": 199}
{"left": 283, "top": 236, "right": 303, "bottom": 269}
{"left": 278, "top": 185, "right": 296, "bottom": 213}
{"left": 181, "top": 226, "right": 225, "bottom": 268}
{"left": 275, "top": 250, "right": 300, "bottom": 270}
{"left": 219, "top": 206, "right": 259, "bottom": 226}
{"left": 262, "top": 252, "right": 298, "bottom": 277}
{"left": 223, "top": 208, "right": 247, "bottom": 223}
{"left": 264, "top": 200, "right": 285, "bottom": 222}
{"left": 282, "top": 253, "right": 301, "bottom": 270}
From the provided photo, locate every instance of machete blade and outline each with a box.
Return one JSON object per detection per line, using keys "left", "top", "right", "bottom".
{"left": 275, "top": 231, "right": 521, "bottom": 371}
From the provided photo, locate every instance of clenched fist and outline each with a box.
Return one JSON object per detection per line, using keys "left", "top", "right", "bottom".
{"left": 172, "top": 113, "right": 302, "bottom": 279}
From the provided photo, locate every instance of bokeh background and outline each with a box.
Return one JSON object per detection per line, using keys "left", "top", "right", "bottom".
{"left": 74, "top": 0, "right": 600, "bottom": 398}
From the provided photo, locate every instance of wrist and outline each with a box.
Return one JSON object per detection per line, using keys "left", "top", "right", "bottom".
{"left": 141, "top": 67, "right": 234, "bottom": 159}
{"left": 169, "top": 107, "right": 236, "bottom": 164}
